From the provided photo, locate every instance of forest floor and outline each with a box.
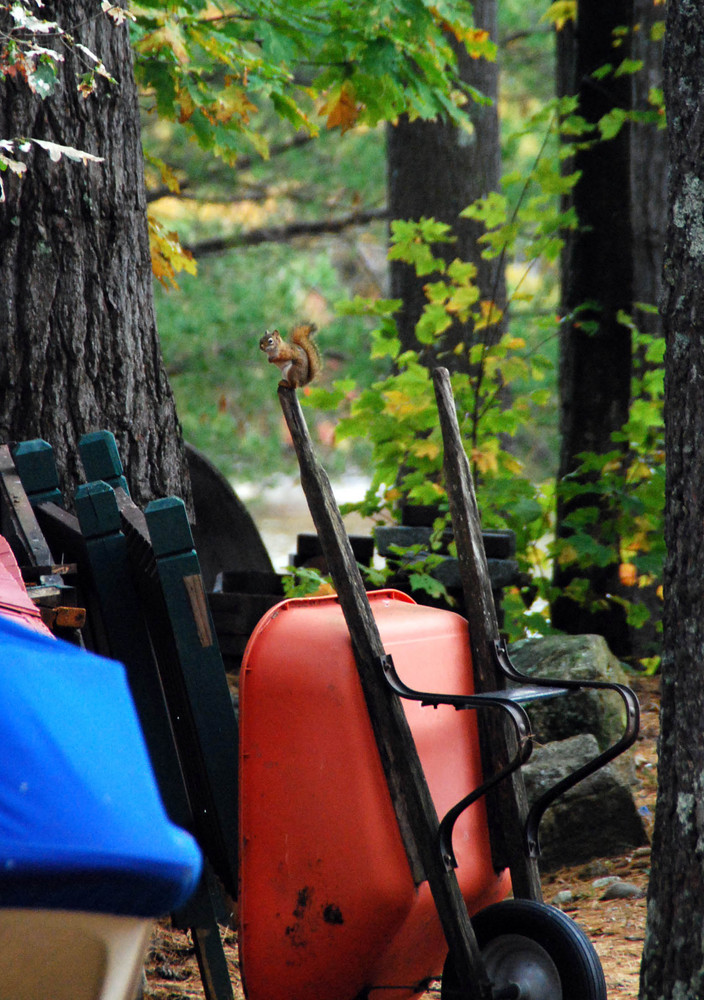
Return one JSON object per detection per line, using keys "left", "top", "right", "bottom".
{"left": 143, "top": 675, "right": 660, "bottom": 1000}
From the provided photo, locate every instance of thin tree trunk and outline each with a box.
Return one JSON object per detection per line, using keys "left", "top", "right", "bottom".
{"left": 0, "top": 2, "right": 190, "bottom": 510}
{"left": 551, "top": 0, "right": 633, "bottom": 654}
{"left": 630, "top": 0, "right": 666, "bottom": 332}
{"left": 640, "top": 1, "right": 704, "bottom": 995}
{"left": 386, "top": 0, "right": 504, "bottom": 368}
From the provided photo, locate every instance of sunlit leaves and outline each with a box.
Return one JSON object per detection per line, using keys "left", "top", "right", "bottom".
{"left": 541, "top": 1, "right": 576, "bottom": 31}
{"left": 149, "top": 214, "right": 198, "bottom": 289}
{"left": 388, "top": 217, "right": 454, "bottom": 277}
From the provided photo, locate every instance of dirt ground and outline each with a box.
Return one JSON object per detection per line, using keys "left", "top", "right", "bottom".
{"left": 143, "top": 675, "right": 659, "bottom": 1000}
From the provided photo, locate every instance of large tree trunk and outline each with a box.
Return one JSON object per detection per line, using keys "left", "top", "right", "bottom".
{"left": 386, "top": 0, "right": 504, "bottom": 367}
{"left": 0, "top": 1, "right": 190, "bottom": 510}
{"left": 640, "top": 2, "right": 704, "bottom": 996}
{"left": 551, "top": 0, "right": 634, "bottom": 654}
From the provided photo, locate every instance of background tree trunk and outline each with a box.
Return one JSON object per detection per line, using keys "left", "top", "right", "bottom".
{"left": 630, "top": 0, "right": 666, "bottom": 334}
{"left": 624, "top": 0, "right": 667, "bottom": 663}
{"left": 0, "top": 1, "right": 190, "bottom": 510}
{"left": 551, "top": 0, "right": 634, "bottom": 654}
{"left": 386, "top": 0, "right": 504, "bottom": 368}
{"left": 640, "top": 1, "right": 704, "bottom": 996}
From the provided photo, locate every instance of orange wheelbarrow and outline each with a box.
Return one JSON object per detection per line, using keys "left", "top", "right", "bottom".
{"left": 238, "top": 589, "right": 637, "bottom": 1000}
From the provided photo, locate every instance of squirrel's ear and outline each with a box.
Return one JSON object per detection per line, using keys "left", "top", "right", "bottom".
{"left": 272, "top": 329, "right": 279, "bottom": 335}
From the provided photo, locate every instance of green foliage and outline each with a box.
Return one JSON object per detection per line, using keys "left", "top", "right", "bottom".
{"left": 130, "top": 0, "right": 494, "bottom": 164}
{"left": 313, "top": 89, "right": 665, "bottom": 649}
{"left": 552, "top": 310, "right": 665, "bottom": 662}
{"left": 308, "top": 207, "right": 557, "bottom": 637}
{"left": 2, "top": 0, "right": 666, "bottom": 657}
{"left": 281, "top": 564, "right": 331, "bottom": 598}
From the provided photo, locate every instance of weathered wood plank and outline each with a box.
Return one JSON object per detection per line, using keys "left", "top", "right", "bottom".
{"left": 0, "top": 444, "right": 55, "bottom": 568}
{"left": 141, "top": 496, "right": 240, "bottom": 903}
{"left": 432, "top": 367, "right": 543, "bottom": 902}
{"left": 277, "top": 385, "right": 493, "bottom": 1000}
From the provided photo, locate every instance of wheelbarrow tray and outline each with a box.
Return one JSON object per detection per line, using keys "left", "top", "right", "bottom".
{"left": 239, "top": 589, "right": 511, "bottom": 1000}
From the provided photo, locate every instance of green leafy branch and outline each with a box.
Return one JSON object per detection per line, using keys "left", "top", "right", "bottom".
{"left": 130, "top": 0, "right": 497, "bottom": 164}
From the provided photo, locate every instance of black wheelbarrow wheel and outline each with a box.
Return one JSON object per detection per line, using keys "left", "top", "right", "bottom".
{"left": 441, "top": 899, "right": 607, "bottom": 1000}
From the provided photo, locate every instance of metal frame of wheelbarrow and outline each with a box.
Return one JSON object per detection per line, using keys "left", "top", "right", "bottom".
{"left": 277, "top": 368, "right": 640, "bottom": 1000}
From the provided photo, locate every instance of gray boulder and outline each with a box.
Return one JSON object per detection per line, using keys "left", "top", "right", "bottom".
{"left": 509, "top": 634, "right": 631, "bottom": 751}
{"left": 522, "top": 733, "right": 649, "bottom": 871}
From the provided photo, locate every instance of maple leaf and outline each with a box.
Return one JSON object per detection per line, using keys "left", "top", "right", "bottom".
{"left": 320, "top": 82, "right": 360, "bottom": 134}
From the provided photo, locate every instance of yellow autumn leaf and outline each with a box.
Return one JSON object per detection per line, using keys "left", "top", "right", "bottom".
{"left": 139, "top": 23, "right": 188, "bottom": 63}
{"left": 471, "top": 447, "right": 498, "bottom": 474}
{"left": 557, "top": 543, "right": 579, "bottom": 566}
{"left": 541, "top": 1, "right": 577, "bottom": 30}
{"left": 502, "top": 453, "right": 523, "bottom": 475}
{"left": 382, "top": 389, "right": 418, "bottom": 418}
{"left": 147, "top": 155, "right": 181, "bottom": 194}
{"left": 148, "top": 216, "right": 197, "bottom": 290}
{"left": 431, "top": 10, "right": 494, "bottom": 57}
{"left": 226, "top": 89, "right": 259, "bottom": 125}
{"left": 474, "top": 300, "right": 503, "bottom": 331}
{"left": 412, "top": 440, "right": 441, "bottom": 461}
{"left": 177, "top": 88, "right": 196, "bottom": 124}
{"left": 463, "top": 27, "right": 492, "bottom": 59}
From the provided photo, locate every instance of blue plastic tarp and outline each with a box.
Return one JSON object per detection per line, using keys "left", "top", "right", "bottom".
{"left": 0, "top": 613, "right": 202, "bottom": 916}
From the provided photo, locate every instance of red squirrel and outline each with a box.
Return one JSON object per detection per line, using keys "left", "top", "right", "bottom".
{"left": 259, "top": 323, "right": 321, "bottom": 388}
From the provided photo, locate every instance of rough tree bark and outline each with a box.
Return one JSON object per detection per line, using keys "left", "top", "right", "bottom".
{"left": 640, "top": 1, "right": 704, "bottom": 996}
{"left": 386, "top": 0, "right": 504, "bottom": 368}
{"left": 551, "top": 0, "right": 634, "bottom": 654}
{"left": 0, "top": 1, "right": 190, "bottom": 509}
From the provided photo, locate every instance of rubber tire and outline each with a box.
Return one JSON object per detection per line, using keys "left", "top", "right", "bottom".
{"left": 441, "top": 899, "right": 607, "bottom": 1000}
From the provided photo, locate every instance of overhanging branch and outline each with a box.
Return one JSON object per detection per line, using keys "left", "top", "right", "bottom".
{"left": 184, "top": 206, "right": 388, "bottom": 258}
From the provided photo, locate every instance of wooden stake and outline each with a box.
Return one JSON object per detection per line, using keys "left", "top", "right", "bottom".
{"left": 433, "top": 367, "right": 543, "bottom": 902}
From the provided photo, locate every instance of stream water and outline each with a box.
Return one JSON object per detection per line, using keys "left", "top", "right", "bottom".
{"left": 235, "top": 474, "right": 375, "bottom": 572}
